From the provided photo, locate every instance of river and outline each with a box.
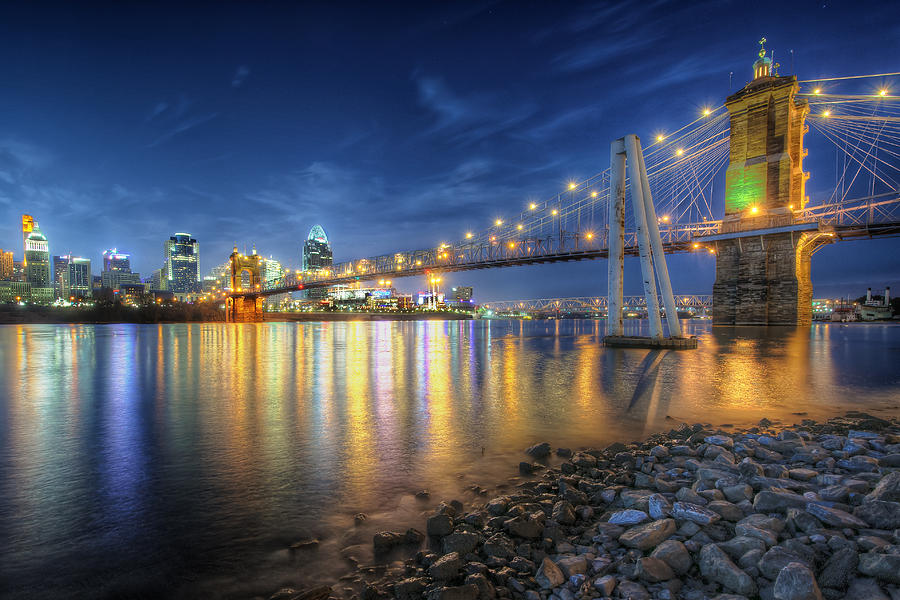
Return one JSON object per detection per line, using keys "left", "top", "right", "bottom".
{"left": 1, "top": 320, "right": 898, "bottom": 599}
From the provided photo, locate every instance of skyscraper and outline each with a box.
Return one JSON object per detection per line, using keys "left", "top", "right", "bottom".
{"left": 59, "top": 256, "right": 91, "bottom": 299}
{"left": 25, "top": 221, "right": 52, "bottom": 302}
{"left": 0, "top": 249, "right": 13, "bottom": 280}
{"left": 53, "top": 255, "right": 70, "bottom": 297}
{"left": 302, "top": 225, "right": 333, "bottom": 272}
{"left": 102, "top": 249, "right": 131, "bottom": 273}
{"left": 165, "top": 233, "right": 200, "bottom": 293}
{"left": 302, "top": 225, "right": 333, "bottom": 300}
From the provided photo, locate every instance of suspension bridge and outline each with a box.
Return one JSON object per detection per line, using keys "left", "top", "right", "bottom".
{"left": 226, "top": 43, "right": 900, "bottom": 325}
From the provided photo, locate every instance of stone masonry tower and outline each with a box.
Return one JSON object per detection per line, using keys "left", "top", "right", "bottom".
{"left": 712, "top": 39, "right": 821, "bottom": 326}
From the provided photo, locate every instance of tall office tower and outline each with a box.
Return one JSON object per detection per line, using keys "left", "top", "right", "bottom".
{"left": 59, "top": 256, "right": 92, "bottom": 299}
{"left": 164, "top": 233, "right": 200, "bottom": 293}
{"left": 302, "top": 225, "right": 333, "bottom": 300}
{"left": 25, "top": 221, "right": 53, "bottom": 302}
{"left": 102, "top": 249, "right": 132, "bottom": 273}
{"left": 0, "top": 250, "right": 13, "bottom": 280}
{"left": 53, "top": 255, "right": 70, "bottom": 297}
{"left": 21, "top": 214, "right": 33, "bottom": 253}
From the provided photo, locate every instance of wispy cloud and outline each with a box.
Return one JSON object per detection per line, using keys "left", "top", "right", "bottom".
{"left": 414, "top": 74, "right": 536, "bottom": 145}
{"left": 146, "top": 112, "right": 219, "bottom": 148}
{"left": 231, "top": 65, "right": 250, "bottom": 88}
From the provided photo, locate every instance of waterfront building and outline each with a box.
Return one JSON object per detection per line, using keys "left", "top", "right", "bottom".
{"left": 53, "top": 255, "right": 69, "bottom": 297}
{"left": 118, "top": 283, "right": 145, "bottom": 306}
{"left": 451, "top": 286, "right": 473, "bottom": 302}
{"left": 164, "top": 233, "right": 200, "bottom": 293}
{"left": 302, "top": 225, "right": 333, "bottom": 299}
{"left": 0, "top": 280, "right": 30, "bottom": 303}
{"left": 0, "top": 249, "right": 14, "bottom": 280}
{"left": 102, "top": 249, "right": 132, "bottom": 273}
{"left": 149, "top": 267, "right": 166, "bottom": 291}
{"left": 24, "top": 221, "right": 52, "bottom": 302}
{"left": 60, "top": 256, "right": 92, "bottom": 299}
{"left": 101, "top": 270, "right": 141, "bottom": 290}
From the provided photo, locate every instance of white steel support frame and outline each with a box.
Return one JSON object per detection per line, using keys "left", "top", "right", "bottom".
{"left": 607, "top": 139, "right": 626, "bottom": 336}
{"left": 607, "top": 135, "right": 683, "bottom": 339}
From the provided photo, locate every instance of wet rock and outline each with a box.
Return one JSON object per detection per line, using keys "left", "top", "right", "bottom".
{"left": 429, "top": 552, "right": 463, "bottom": 581}
{"left": 706, "top": 435, "right": 735, "bottom": 449}
{"left": 427, "top": 584, "right": 479, "bottom": 600}
{"left": 525, "top": 442, "right": 552, "bottom": 459}
{"left": 773, "top": 562, "right": 822, "bottom": 600}
{"left": 609, "top": 509, "right": 649, "bottom": 525}
{"left": 534, "top": 557, "right": 564, "bottom": 589}
{"left": 648, "top": 493, "right": 672, "bottom": 519}
{"left": 373, "top": 531, "right": 405, "bottom": 551}
{"left": 556, "top": 447, "right": 573, "bottom": 458}
{"left": 593, "top": 574, "right": 616, "bottom": 596}
{"left": 395, "top": 578, "right": 429, "bottom": 600}
{"left": 806, "top": 503, "right": 868, "bottom": 529}
{"left": 648, "top": 540, "right": 689, "bottom": 576}
{"left": 405, "top": 528, "right": 426, "bottom": 544}
{"left": 723, "top": 484, "right": 754, "bottom": 503}
{"left": 758, "top": 547, "right": 810, "bottom": 581}
{"left": 482, "top": 533, "right": 514, "bottom": 559}
{"left": 506, "top": 514, "right": 544, "bottom": 539}
{"left": 844, "top": 577, "right": 889, "bottom": 600}
{"left": 698, "top": 543, "right": 757, "bottom": 597}
{"left": 551, "top": 500, "right": 576, "bottom": 525}
{"left": 854, "top": 500, "right": 900, "bottom": 529}
{"left": 615, "top": 580, "right": 651, "bottom": 600}
{"left": 672, "top": 501, "right": 722, "bottom": 525}
{"left": 858, "top": 552, "right": 900, "bottom": 584}
{"left": 442, "top": 531, "right": 478, "bottom": 555}
{"left": 464, "top": 573, "right": 494, "bottom": 600}
{"left": 754, "top": 490, "right": 810, "bottom": 513}
{"left": 619, "top": 518, "right": 676, "bottom": 551}
{"left": 354, "top": 513, "right": 368, "bottom": 525}
{"left": 556, "top": 555, "right": 587, "bottom": 578}
{"left": 636, "top": 556, "right": 675, "bottom": 582}
{"left": 717, "top": 536, "right": 767, "bottom": 560}
{"left": 708, "top": 500, "right": 744, "bottom": 522}
{"left": 817, "top": 546, "right": 858, "bottom": 589}
{"left": 427, "top": 514, "right": 454, "bottom": 537}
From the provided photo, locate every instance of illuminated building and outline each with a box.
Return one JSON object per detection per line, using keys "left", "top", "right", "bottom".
{"left": 60, "top": 256, "right": 92, "bottom": 299}
{"left": 21, "top": 214, "right": 33, "bottom": 253}
{"left": 149, "top": 267, "right": 166, "bottom": 292}
{"left": 164, "top": 233, "right": 200, "bottom": 293}
{"left": 102, "top": 249, "right": 132, "bottom": 272}
{"left": 118, "top": 283, "right": 145, "bottom": 305}
{"left": 0, "top": 249, "right": 14, "bottom": 280}
{"left": 302, "top": 225, "right": 333, "bottom": 299}
{"left": 101, "top": 269, "right": 141, "bottom": 290}
{"left": 24, "top": 221, "right": 53, "bottom": 302}
{"left": 451, "top": 286, "right": 473, "bottom": 301}
{"left": 53, "top": 255, "right": 70, "bottom": 297}
{"left": 0, "top": 281, "right": 30, "bottom": 303}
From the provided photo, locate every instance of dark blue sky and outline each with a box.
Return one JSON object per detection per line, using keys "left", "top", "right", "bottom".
{"left": 1, "top": 1, "right": 898, "bottom": 301}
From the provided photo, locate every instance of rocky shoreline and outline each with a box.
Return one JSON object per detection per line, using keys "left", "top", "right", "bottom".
{"left": 269, "top": 411, "right": 900, "bottom": 600}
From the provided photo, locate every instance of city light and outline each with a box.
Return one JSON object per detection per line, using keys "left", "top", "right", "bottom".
{"left": 813, "top": 88, "right": 821, "bottom": 95}
{"left": 880, "top": 89, "right": 889, "bottom": 96}
{"left": 692, "top": 243, "right": 700, "bottom": 249}
{"left": 676, "top": 148, "right": 684, "bottom": 156}
{"left": 586, "top": 232, "right": 593, "bottom": 239}
{"left": 508, "top": 242, "right": 515, "bottom": 249}
{"left": 495, "top": 219, "right": 503, "bottom": 226}
{"left": 703, "top": 108, "right": 711, "bottom": 116}
{"left": 529, "top": 202, "right": 537, "bottom": 210}
{"left": 660, "top": 215, "right": 670, "bottom": 223}
{"left": 656, "top": 134, "right": 665, "bottom": 142}
{"left": 822, "top": 110, "right": 831, "bottom": 117}
{"left": 751, "top": 206, "right": 759, "bottom": 214}
{"left": 591, "top": 191, "right": 598, "bottom": 198}
{"left": 517, "top": 224, "right": 523, "bottom": 230}
{"left": 551, "top": 209, "right": 558, "bottom": 215}
{"left": 568, "top": 182, "right": 577, "bottom": 190}
{"left": 465, "top": 232, "right": 473, "bottom": 239}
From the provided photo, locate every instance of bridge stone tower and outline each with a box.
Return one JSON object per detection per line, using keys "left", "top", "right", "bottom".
{"left": 226, "top": 246, "right": 264, "bottom": 322}
{"left": 712, "top": 39, "right": 824, "bottom": 326}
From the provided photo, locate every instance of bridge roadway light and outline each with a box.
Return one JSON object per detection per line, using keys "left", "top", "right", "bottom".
{"left": 750, "top": 206, "right": 759, "bottom": 214}
{"left": 656, "top": 134, "right": 665, "bottom": 142}
{"left": 568, "top": 182, "right": 577, "bottom": 190}
{"left": 466, "top": 232, "right": 473, "bottom": 239}
{"left": 880, "top": 89, "right": 889, "bottom": 96}
{"left": 676, "top": 148, "right": 684, "bottom": 156}
{"left": 529, "top": 202, "right": 537, "bottom": 210}
{"left": 591, "top": 191, "right": 598, "bottom": 198}
{"left": 495, "top": 219, "right": 503, "bottom": 226}
{"left": 813, "top": 88, "right": 821, "bottom": 95}
{"left": 822, "top": 110, "right": 831, "bottom": 117}
{"left": 703, "top": 108, "right": 711, "bottom": 116}
{"left": 551, "top": 209, "right": 558, "bottom": 216}
{"left": 517, "top": 224, "right": 523, "bottom": 230}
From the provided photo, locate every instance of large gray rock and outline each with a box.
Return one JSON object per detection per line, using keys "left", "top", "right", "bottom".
{"left": 717, "top": 536, "right": 767, "bottom": 560}
{"left": 482, "top": 533, "right": 515, "bottom": 559}
{"left": 442, "top": 531, "right": 479, "bottom": 555}
{"left": 867, "top": 471, "right": 900, "bottom": 503}
{"left": 844, "top": 577, "right": 889, "bottom": 600}
{"left": 858, "top": 552, "right": 900, "bottom": 584}
{"left": 648, "top": 493, "right": 672, "bottom": 519}
{"left": 753, "top": 490, "right": 809, "bottom": 512}
{"left": 672, "top": 501, "right": 721, "bottom": 525}
{"left": 525, "top": 442, "right": 552, "bottom": 458}
{"left": 758, "top": 547, "right": 810, "bottom": 581}
{"left": 429, "top": 552, "right": 463, "bottom": 581}
{"left": 854, "top": 500, "right": 900, "bottom": 529}
{"left": 805, "top": 503, "right": 868, "bottom": 529}
{"left": 651, "top": 539, "right": 692, "bottom": 575}
{"left": 619, "top": 518, "right": 676, "bottom": 551}
{"left": 427, "top": 514, "right": 454, "bottom": 537}
{"left": 698, "top": 543, "right": 757, "bottom": 596}
{"left": 773, "top": 562, "right": 822, "bottom": 600}
{"left": 535, "top": 557, "right": 564, "bottom": 589}
{"left": 635, "top": 556, "right": 675, "bottom": 582}
{"left": 608, "top": 509, "right": 649, "bottom": 525}
{"left": 507, "top": 514, "right": 544, "bottom": 539}
{"left": 817, "top": 547, "right": 858, "bottom": 590}
{"left": 707, "top": 500, "right": 744, "bottom": 522}
{"left": 615, "top": 580, "right": 650, "bottom": 600}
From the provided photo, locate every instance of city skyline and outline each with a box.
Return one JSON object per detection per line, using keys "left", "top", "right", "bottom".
{"left": 0, "top": 2, "right": 898, "bottom": 300}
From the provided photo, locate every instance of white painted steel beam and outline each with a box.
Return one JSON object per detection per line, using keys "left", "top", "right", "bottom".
{"left": 607, "top": 138, "right": 626, "bottom": 336}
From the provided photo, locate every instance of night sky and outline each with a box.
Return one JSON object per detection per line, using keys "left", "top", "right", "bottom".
{"left": 1, "top": 1, "right": 898, "bottom": 301}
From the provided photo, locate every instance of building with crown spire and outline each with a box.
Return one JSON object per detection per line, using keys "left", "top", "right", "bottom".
{"left": 710, "top": 39, "right": 826, "bottom": 326}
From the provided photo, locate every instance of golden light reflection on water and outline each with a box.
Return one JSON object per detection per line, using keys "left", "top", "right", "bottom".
{"left": 1, "top": 321, "right": 899, "bottom": 598}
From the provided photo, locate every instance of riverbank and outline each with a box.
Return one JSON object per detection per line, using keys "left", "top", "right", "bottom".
{"left": 272, "top": 411, "right": 900, "bottom": 600}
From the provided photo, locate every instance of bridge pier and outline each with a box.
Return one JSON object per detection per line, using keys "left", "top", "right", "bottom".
{"left": 712, "top": 230, "right": 829, "bottom": 326}
{"left": 226, "top": 295, "right": 265, "bottom": 322}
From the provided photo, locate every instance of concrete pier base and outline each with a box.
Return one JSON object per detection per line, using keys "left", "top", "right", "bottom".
{"left": 602, "top": 335, "right": 698, "bottom": 349}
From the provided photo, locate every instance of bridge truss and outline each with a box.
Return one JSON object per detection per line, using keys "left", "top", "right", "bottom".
{"left": 480, "top": 295, "right": 713, "bottom": 314}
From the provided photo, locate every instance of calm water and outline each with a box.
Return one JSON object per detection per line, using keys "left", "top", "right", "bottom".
{"left": 1, "top": 320, "right": 899, "bottom": 599}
